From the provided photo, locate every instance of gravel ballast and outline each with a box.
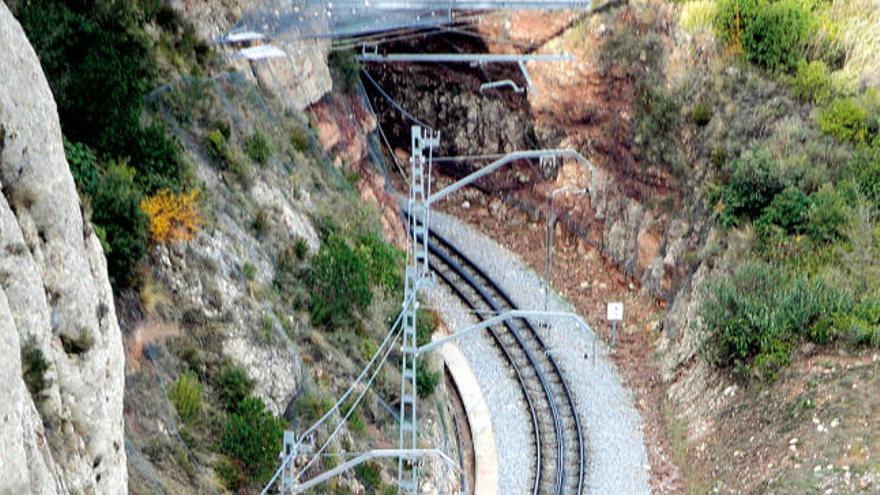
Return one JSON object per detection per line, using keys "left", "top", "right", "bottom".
{"left": 425, "top": 275, "right": 534, "bottom": 494}
{"left": 426, "top": 210, "right": 652, "bottom": 495}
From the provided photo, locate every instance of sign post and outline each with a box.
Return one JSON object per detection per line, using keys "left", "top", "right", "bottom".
{"left": 607, "top": 302, "right": 623, "bottom": 351}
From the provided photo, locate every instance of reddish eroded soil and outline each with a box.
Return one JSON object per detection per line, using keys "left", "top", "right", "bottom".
{"left": 493, "top": 7, "right": 679, "bottom": 201}
{"left": 473, "top": 10, "right": 581, "bottom": 52}
{"left": 433, "top": 188, "right": 683, "bottom": 494}
{"left": 463, "top": 10, "right": 686, "bottom": 491}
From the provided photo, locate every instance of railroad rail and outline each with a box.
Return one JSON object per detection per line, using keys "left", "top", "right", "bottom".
{"left": 406, "top": 211, "right": 585, "bottom": 495}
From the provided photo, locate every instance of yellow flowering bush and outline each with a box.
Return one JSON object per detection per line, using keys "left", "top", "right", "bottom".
{"left": 140, "top": 189, "right": 202, "bottom": 243}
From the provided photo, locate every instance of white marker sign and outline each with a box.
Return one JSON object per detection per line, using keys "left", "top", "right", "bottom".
{"left": 607, "top": 302, "right": 623, "bottom": 321}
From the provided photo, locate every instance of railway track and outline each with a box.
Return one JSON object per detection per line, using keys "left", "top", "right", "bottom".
{"left": 408, "top": 213, "right": 585, "bottom": 495}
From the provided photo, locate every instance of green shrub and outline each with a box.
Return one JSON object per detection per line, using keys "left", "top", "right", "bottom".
{"left": 416, "top": 360, "right": 440, "bottom": 398}
{"left": 214, "top": 457, "right": 245, "bottom": 491}
{"left": 700, "top": 260, "right": 853, "bottom": 380}
{"left": 21, "top": 337, "right": 49, "bottom": 396}
{"left": 16, "top": 1, "right": 185, "bottom": 195}
{"left": 416, "top": 308, "right": 438, "bottom": 347}
{"left": 205, "top": 128, "right": 228, "bottom": 163}
{"left": 15, "top": 0, "right": 151, "bottom": 157}
{"left": 742, "top": 0, "right": 813, "bottom": 72}
{"left": 91, "top": 162, "right": 148, "bottom": 287}
{"left": 328, "top": 49, "right": 361, "bottom": 94}
{"left": 354, "top": 462, "right": 382, "bottom": 491}
{"left": 243, "top": 262, "right": 257, "bottom": 281}
{"left": 812, "top": 298, "right": 880, "bottom": 347}
{"left": 259, "top": 314, "right": 275, "bottom": 343}
{"left": 244, "top": 130, "right": 274, "bottom": 166}
{"left": 806, "top": 185, "right": 848, "bottom": 242}
{"left": 717, "top": 148, "right": 788, "bottom": 226}
{"left": 273, "top": 242, "right": 311, "bottom": 310}
{"left": 633, "top": 82, "right": 684, "bottom": 176}
{"left": 133, "top": 123, "right": 185, "bottom": 194}
{"left": 64, "top": 139, "right": 100, "bottom": 196}
{"left": 341, "top": 398, "right": 366, "bottom": 436}
{"left": 847, "top": 300, "right": 880, "bottom": 347}
{"left": 792, "top": 60, "right": 832, "bottom": 103}
{"left": 755, "top": 186, "right": 811, "bottom": 235}
{"left": 691, "top": 102, "right": 713, "bottom": 127}
{"left": 360, "top": 336, "right": 379, "bottom": 362}
{"left": 293, "top": 236, "right": 309, "bottom": 259}
{"left": 217, "top": 364, "right": 254, "bottom": 412}
{"left": 818, "top": 97, "right": 870, "bottom": 145}
{"left": 290, "top": 128, "right": 310, "bottom": 154}
{"left": 93, "top": 224, "right": 112, "bottom": 255}
{"left": 295, "top": 390, "right": 333, "bottom": 424}
{"left": 848, "top": 149, "right": 880, "bottom": 205}
{"left": 170, "top": 371, "right": 202, "bottom": 422}
{"left": 714, "top": 0, "right": 760, "bottom": 49}
{"left": 599, "top": 25, "right": 663, "bottom": 79}
{"left": 356, "top": 233, "right": 404, "bottom": 294}
{"left": 715, "top": 0, "right": 814, "bottom": 72}
{"left": 221, "top": 397, "right": 286, "bottom": 481}
{"left": 308, "top": 236, "right": 372, "bottom": 328}
{"left": 253, "top": 208, "right": 270, "bottom": 235}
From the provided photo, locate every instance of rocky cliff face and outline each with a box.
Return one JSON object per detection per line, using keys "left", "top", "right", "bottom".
{"left": 0, "top": 3, "right": 127, "bottom": 493}
{"left": 171, "top": 0, "right": 332, "bottom": 111}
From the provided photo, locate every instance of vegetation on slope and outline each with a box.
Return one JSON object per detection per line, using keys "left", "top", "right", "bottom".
{"left": 9, "top": 1, "right": 434, "bottom": 492}
{"left": 704, "top": 2, "right": 880, "bottom": 382}
{"left": 593, "top": 0, "right": 880, "bottom": 381}
{"left": 11, "top": 0, "right": 211, "bottom": 287}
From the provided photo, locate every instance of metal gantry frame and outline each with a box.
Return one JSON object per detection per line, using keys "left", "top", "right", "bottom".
{"left": 398, "top": 125, "right": 440, "bottom": 494}
{"left": 261, "top": 137, "right": 593, "bottom": 494}
{"left": 254, "top": 14, "right": 600, "bottom": 485}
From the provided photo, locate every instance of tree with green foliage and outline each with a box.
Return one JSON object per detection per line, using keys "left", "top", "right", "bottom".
{"left": 717, "top": 148, "right": 788, "bottom": 226}
{"left": 715, "top": 0, "right": 814, "bottom": 73}
{"left": 221, "top": 397, "right": 286, "bottom": 481}
{"left": 755, "top": 186, "right": 811, "bottom": 236}
{"left": 356, "top": 233, "right": 404, "bottom": 294}
{"left": 90, "top": 162, "right": 148, "bottom": 287}
{"left": 742, "top": 0, "right": 813, "bottom": 72}
{"left": 14, "top": 0, "right": 185, "bottom": 190}
{"left": 308, "top": 235, "right": 372, "bottom": 328}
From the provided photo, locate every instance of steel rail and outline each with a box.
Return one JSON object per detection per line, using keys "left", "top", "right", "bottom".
{"left": 430, "top": 241, "right": 544, "bottom": 495}
{"left": 426, "top": 224, "right": 586, "bottom": 495}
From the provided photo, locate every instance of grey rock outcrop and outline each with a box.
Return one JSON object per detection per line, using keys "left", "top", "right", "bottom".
{"left": 0, "top": 3, "right": 127, "bottom": 493}
{"left": 170, "top": 0, "right": 332, "bottom": 110}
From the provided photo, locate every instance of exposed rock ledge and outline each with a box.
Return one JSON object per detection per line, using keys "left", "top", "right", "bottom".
{"left": 0, "top": 3, "right": 127, "bottom": 493}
